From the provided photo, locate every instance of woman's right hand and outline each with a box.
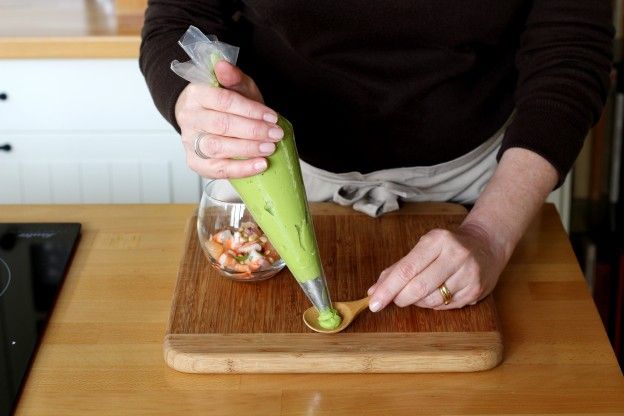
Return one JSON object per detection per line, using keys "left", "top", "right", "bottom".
{"left": 175, "top": 61, "right": 283, "bottom": 179}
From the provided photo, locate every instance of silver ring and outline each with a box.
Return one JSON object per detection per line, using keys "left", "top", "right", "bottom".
{"left": 194, "top": 132, "right": 210, "bottom": 159}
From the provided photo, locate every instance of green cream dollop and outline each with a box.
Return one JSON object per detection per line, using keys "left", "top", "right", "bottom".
{"left": 318, "top": 308, "right": 342, "bottom": 330}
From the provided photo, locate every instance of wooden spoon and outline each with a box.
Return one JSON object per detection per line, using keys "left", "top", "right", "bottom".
{"left": 303, "top": 296, "right": 371, "bottom": 334}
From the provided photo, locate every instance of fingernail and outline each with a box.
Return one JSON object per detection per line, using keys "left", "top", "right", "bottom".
{"left": 253, "top": 160, "right": 267, "bottom": 172}
{"left": 263, "top": 113, "right": 278, "bottom": 123}
{"left": 268, "top": 127, "right": 284, "bottom": 141}
{"left": 369, "top": 299, "right": 382, "bottom": 313}
{"left": 259, "top": 142, "right": 275, "bottom": 155}
{"left": 367, "top": 285, "right": 377, "bottom": 295}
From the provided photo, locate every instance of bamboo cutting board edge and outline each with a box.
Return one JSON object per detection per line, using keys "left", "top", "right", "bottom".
{"left": 164, "top": 331, "right": 503, "bottom": 373}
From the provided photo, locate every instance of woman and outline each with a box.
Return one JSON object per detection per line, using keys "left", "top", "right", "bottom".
{"left": 140, "top": 1, "right": 613, "bottom": 312}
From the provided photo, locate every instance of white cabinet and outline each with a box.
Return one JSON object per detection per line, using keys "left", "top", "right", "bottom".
{"left": 0, "top": 59, "right": 200, "bottom": 204}
{"left": 0, "top": 132, "right": 198, "bottom": 204}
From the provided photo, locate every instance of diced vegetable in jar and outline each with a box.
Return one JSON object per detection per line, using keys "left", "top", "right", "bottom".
{"left": 204, "top": 221, "right": 281, "bottom": 275}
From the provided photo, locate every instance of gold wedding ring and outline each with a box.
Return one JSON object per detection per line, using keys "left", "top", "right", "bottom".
{"left": 193, "top": 132, "right": 210, "bottom": 159}
{"left": 439, "top": 284, "right": 453, "bottom": 305}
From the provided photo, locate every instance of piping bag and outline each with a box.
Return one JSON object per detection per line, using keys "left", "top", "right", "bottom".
{"left": 171, "top": 26, "right": 341, "bottom": 329}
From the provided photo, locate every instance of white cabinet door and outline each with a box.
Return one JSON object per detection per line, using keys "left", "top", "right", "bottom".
{"left": 0, "top": 132, "right": 200, "bottom": 204}
{"left": 0, "top": 60, "right": 171, "bottom": 131}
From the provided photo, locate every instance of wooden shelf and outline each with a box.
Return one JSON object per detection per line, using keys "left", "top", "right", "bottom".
{"left": 0, "top": 0, "right": 143, "bottom": 58}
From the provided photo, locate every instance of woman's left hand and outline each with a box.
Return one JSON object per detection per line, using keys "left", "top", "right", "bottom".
{"left": 366, "top": 222, "right": 507, "bottom": 311}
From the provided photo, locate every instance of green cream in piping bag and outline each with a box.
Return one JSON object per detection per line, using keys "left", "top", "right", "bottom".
{"left": 230, "top": 116, "right": 342, "bottom": 329}
{"left": 230, "top": 117, "right": 322, "bottom": 283}
{"left": 171, "top": 27, "right": 341, "bottom": 329}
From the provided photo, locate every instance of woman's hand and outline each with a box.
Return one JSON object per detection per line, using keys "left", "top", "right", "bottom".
{"left": 366, "top": 147, "right": 559, "bottom": 312}
{"left": 175, "top": 61, "right": 284, "bottom": 179}
{"left": 366, "top": 222, "right": 508, "bottom": 311}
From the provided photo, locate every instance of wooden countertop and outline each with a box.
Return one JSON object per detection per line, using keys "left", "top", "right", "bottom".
{"left": 0, "top": 0, "right": 143, "bottom": 58}
{"left": 3, "top": 203, "right": 623, "bottom": 415}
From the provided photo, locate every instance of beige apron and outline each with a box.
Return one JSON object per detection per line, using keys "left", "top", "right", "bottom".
{"left": 301, "top": 116, "right": 513, "bottom": 217}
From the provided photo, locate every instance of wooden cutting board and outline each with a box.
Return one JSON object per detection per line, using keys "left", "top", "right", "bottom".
{"left": 164, "top": 203, "right": 503, "bottom": 373}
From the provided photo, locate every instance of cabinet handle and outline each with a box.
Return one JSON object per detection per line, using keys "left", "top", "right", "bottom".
{"left": 0, "top": 93, "right": 7, "bottom": 101}
{"left": 0, "top": 144, "right": 12, "bottom": 152}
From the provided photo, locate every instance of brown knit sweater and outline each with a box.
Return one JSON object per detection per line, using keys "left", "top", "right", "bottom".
{"left": 140, "top": 0, "right": 614, "bottom": 185}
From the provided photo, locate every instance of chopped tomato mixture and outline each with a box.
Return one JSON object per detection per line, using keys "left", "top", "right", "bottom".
{"left": 204, "top": 221, "right": 280, "bottom": 275}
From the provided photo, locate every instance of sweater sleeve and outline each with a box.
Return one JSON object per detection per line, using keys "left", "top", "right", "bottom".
{"left": 139, "top": 0, "right": 237, "bottom": 133}
{"left": 498, "top": 0, "right": 614, "bottom": 187}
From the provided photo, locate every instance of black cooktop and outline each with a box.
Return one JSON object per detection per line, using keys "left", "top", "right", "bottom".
{"left": 0, "top": 223, "right": 80, "bottom": 415}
